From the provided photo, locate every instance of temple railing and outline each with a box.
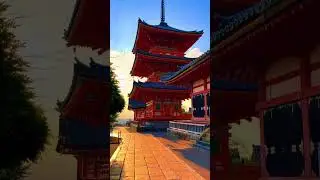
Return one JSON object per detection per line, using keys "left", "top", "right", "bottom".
{"left": 167, "top": 121, "right": 209, "bottom": 140}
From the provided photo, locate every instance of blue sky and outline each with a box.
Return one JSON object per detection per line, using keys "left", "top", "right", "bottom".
{"left": 111, "top": 0, "right": 210, "bottom": 52}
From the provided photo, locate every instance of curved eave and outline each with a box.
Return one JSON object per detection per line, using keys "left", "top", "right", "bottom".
{"left": 164, "top": 50, "right": 212, "bottom": 85}
{"left": 64, "top": 0, "right": 109, "bottom": 53}
{"left": 128, "top": 106, "right": 146, "bottom": 110}
{"left": 128, "top": 106, "right": 146, "bottom": 111}
{"left": 128, "top": 85, "right": 191, "bottom": 100}
{"left": 130, "top": 50, "right": 195, "bottom": 76}
{"left": 64, "top": 0, "right": 82, "bottom": 40}
{"left": 61, "top": 59, "right": 110, "bottom": 110}
{"left": 128, "top": 99, "right": 147, "bottom": 110}
{"left": 132, "top": 19, "right": 203, "bottom": 53}
{"left": 61, "top": 68, "right": 78, "bottom": 110}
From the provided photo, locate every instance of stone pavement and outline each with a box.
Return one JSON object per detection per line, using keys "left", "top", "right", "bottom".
{"left": 110, "top": 128, "right": 205, "bottom": 180}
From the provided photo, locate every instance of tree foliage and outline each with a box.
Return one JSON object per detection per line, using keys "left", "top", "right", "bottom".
{"left": 1, "top": 1, "right": 49, "bottom": 178}
{"left": 110, "top": 65, "right": 125, "bottom": 127}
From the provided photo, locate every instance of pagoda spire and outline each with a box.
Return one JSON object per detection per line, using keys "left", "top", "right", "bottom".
{"left": 160, "top": 0, "right": 166, "bottom": 24}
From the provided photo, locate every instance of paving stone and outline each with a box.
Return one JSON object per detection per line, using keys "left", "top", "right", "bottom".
{"left": 110, "top": 128, "right": 205, "bottom": 180}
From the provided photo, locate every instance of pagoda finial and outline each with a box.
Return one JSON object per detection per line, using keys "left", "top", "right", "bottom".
{"left": 161, "top": 0, "right": 165, "bottom": 24}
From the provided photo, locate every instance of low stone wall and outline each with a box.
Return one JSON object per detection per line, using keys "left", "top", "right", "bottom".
{"left": 130, "top": 121, "right": 169, "bottom": 132}
{"left": 167, "top": 128, "right": 200, "bottom": 140}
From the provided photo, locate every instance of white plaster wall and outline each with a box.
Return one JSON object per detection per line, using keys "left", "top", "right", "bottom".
{"left": 265, "top": 57, "right": 300, "bottom": 81}
{"left": 193, "top": 86, "right": 204, "bottom": 93}
{"left": 266, "top": 77, "right": 301, "bottom": 100}
{"left": 265, "top": 57, "right": 301, "bottom": 100}
{"left": 193, "top": 79, "right": 204, "bottom": 88}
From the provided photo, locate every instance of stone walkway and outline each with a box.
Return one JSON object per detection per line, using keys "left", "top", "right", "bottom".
{"left": 110, "top": 128, "right": 205, "bottom": 180}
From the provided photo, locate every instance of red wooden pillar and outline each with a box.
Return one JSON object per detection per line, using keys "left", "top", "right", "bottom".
{"left": 258, "top": 73, "right": 268, "bottom": 178}
{"left": 300, "top": 56, "right": 312, "bottom": 176}
{"left": 203, "top": 78, "right": 208, "bottom": 120}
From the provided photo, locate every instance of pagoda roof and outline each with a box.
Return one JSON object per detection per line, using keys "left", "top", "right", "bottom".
{"left": 73, "top": 58, "right": 110, "bottom": 81}
{"left": 130, "top": 50, "right": 194, "bottom": 77}
{"left": 212, "top": 0, "right": 281, "bottom": 45}
{"left": 61, "top": 58, "right": 110, "bottom": 110}
{"left": 132, "top": 19, "right": 203, "bottom": 53}
{"left": 133, "top": 81, "right": 189, "bottom": 90}
{"left": 139, "top": 19, "right": 203, "bottom": 35}
{"left": 128, "top": 99, "right": 146, "bottom": 109}
{"left": 129, "top": 81, "right": 190, "bottom": 101}
{"left": 136, "top": 49, "right": 195, "bottom": 61}
{"left": 64, "top": 0, "right": 109, "bottom": 53}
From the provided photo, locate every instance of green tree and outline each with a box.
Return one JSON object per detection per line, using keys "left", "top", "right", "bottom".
{"left": 110, "top": 65, "right": 125, "bottom": 129}
{"left": 1, "top": 1, "right": 49, "bottom": 179}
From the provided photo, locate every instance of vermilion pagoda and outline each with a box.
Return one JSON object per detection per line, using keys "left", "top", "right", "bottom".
{"left": 57, "top": 0, "right": 110, "bottom": 179}
{"left": 128, "top": 0, "right": 204, "bottom": 130}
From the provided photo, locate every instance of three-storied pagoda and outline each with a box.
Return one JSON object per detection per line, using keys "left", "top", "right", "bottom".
{"left": 57, "top": 0, "right": 110, "bottom": 179}
{"left": 128, "top": 0, "right": 203, "bottom": 131}
{"left": 209, "top": 0, "right": 320, "bottom": 179}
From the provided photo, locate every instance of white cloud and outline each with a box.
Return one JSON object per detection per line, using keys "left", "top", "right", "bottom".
{"left": 185, "top": 48, "right": 203, "bottom": 58}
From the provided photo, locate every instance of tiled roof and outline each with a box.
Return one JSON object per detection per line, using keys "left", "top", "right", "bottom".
{"left": 64, "top": 0, "right": 81, "bottom": 39}
{"left": 160, "top": 72, "right": 176, "bottom": 81}
{"left": 74, "top": 57, "right": 110, "bottom": 82}
{"left": 128, "top": 99, "right": 146, "bottom": 109}
{"left": 211, "top": 79, "right": 258, "bottom": 91}
{"left": 212, "top": 0, "right": 281, "bottom": 45}
{"left": 133, "top": 81, "right": 189, "bottom": 90}
{"left": 61, "top": 58, "right": 109, "bottom": 110}
{"left": 139, "top": 19, "right": 203, "bottom": 34}
{"left": 136, "top": 49, "right": 195, "bottom": 61}
{"left": 161, "top": 50, "right": 211, "bottom": 81}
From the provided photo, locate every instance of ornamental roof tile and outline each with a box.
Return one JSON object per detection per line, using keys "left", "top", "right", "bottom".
{"left": 212, "top": 0, "right": 281, "bottom": 45}
{"left": 74, "top": 57, "right": 110, "bottom": 82}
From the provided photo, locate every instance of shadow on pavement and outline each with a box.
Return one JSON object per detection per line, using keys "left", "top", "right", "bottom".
{"left": 174, "top": 147, "right": 210, "bottom": 170}
{"left": 145, "top": 131, "right": 210, "bottom": 170}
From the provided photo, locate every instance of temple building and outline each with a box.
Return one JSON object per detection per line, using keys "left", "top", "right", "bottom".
{"left": 210, "top": 0, "right": 320, "bottom": 179}
{"left": 163, "top": 50, "right": 211, "bottom": 140}
{"left": 128, "top": 0, "right": 207, "bottom": 133}
{"left": 56, "top": 0, "right": 110, "bottom": 179}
